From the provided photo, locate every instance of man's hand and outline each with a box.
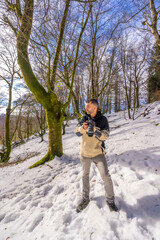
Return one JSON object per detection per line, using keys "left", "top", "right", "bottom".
{"left": 83, "top": 122, "right": 88, "bottom": 130}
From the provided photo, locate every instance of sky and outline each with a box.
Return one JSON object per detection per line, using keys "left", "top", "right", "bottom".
{"left": 0, "top": 79, "right": 28, "bottom": 114}
{"left": 0, "top": 0, "right": 159, "bottom": 115}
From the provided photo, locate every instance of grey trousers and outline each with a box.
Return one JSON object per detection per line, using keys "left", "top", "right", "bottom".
{"left": 80, "top": 154, "right": 115, "bottom": 203}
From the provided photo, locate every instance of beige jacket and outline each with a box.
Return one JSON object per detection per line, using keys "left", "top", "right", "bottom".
{"left": 74, "top": 126, "right": 108, "bottom": 158}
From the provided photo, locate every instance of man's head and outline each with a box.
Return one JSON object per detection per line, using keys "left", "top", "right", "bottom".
{"left": 86, "top": 99, "right": 98, "bottom": 117}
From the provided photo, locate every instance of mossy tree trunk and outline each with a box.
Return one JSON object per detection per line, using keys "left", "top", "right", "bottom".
{"left": 29, "top": 99, "right": 63, "bottom": 168}
{"left": 1, "top": 108, "right": 12, "bottom": 163}
{"left": 4, "top": 0, "right": 92, "bottom": 167}
{"left": 46, "top": 110, "right": 63, "bottom": 157}
{"left": 14, "top": 0, "right": 70, "bottom": 168}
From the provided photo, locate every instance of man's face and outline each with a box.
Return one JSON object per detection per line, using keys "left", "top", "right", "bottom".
{"left": 85, "top": 102, "right": 97, "bottom": 115}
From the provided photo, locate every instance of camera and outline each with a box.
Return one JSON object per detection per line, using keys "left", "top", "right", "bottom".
{"left": 86, "top": 118, "right": 95, "bottom": 137}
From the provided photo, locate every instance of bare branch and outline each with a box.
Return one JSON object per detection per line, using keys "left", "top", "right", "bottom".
{"left": 2, "top": 15, "right": 17, "bottom": 36}
{"left": 63, "top": 4, "right": 92, "bottom": 110}
{"left": 50, "top": 0, "right": 71, "bottom": 91}
{"left": 72, "top": 0, "right": 96, "bottom": 2}
{"left": 0, "top": 75, "right": 10, "bottom": 85}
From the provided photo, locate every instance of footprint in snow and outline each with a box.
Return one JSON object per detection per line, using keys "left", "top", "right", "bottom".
{"left": 30, "top": 200, "right": 40, "bottom": 207}
{"left": 13, "top": 194, "right": 26, "bottom": 204}
{"left": 128, "top": 160, "right": 132, "bottom": 165}
{"left": 5, "top": 187, "right": 16, "bottom": 193}
{"left": 23, "top": 195, "right": 32, "bottom": 203}
{"left": 19, "top": 204, "right": 27, "bottom": 210}
{"left": 42, "top": 185, "right": 52, "bottom": 196}
{"left": 34, "top": 178, "right": 44, "bottom": 184}
{"left": 70, "top": 170, "right": 79, "bottom": 176}
{"left": 28, "top": 213, "right": 44, "bottom": 232}
{"left": 70, "top": 175, "right": 78, "bottom": 183}
{"left": 0, "top": 213, "right": 6, "bottom": 222}
{"left": 40, "top": 201, "right": 53, "bottom": 209}
{"left": 76, "top": 183, "right": 80, "bottom": 188}
{"left": 24, "top": 187, "right": 33, "bottom": 194}
{"left": 4, "top": 212, "right": 20, "bottom": 223}
{"left": 63, "top": 211, "right": 72, "bottom": 225}
{"left": 53, "top": 185, "right": 65, "bottom": 195}
{"left": 136, "top": 173, "right": 143, "bottom": 180}
{"left": 144, "top": 161, "right": 149, "bottom": 167}
{"left": 109, "top": 148, "right": 115, "bottom": 153}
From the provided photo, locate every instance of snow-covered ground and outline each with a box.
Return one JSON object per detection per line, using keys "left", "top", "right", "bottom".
{"left": 0, "top": 101, "right": 160, "bottom": 240}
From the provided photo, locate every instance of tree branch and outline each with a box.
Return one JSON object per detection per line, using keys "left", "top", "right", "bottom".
{"left": 72, "top": 0, "right": 96, "bottom": 2}
{"left": 63, "top": 4, "right": 92, "bottom": 110}
{"left": 17, "top": 0, "right": 49, "bottom": 107}
{"left": 2, "top": 15, "right": 17, "bottom": 36}
{"left": 50, "top": 0, "right": 71, "bottom": 91}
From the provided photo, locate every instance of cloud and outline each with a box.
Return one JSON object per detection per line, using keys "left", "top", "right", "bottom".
{"left": 0, "top": 79, "right": 29, "bottom": 114}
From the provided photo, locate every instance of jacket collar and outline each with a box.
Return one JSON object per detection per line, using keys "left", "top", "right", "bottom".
{"left": 85, "top": 110, "right": 102, "bottom": 121}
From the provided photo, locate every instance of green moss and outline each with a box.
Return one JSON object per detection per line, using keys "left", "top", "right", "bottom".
{"left": 29, "top": 151, "right": 51, "bottom": 169}
{"left": 29, "top": 102, "right": 63, "bottom": 168}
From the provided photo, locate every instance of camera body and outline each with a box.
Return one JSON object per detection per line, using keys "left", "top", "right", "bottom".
{"left": 86, "top": 118, "right": 95, "bottom": 137}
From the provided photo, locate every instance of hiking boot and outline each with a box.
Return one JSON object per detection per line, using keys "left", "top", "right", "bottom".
{"left": 76, "top": 199, "right": 90, "bottom": 213}
{"left": 106, "top": 201, "right": 118, "bottom": 212}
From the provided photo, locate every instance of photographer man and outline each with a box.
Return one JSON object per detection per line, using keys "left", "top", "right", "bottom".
{"left": 75, "top": 99, "right": 118, "bottom": 213}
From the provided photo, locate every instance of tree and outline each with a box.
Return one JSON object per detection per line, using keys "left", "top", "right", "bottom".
{"left": 0, "top": 36, "right": 21, "bottom": 162}
{"left": 142, "top": 0, "right": 160, "bottom": 49}
{"left": 2, "top": 0, "right": 93, "bottom": 168}
{"left": 148, "top": 45, "right": 160, "bottom": 102}
{"left": 119, "top": 32, "right": 148, "bottom": 119}
{"left": 82, "top": 0, "right": 119, "bottom": 100}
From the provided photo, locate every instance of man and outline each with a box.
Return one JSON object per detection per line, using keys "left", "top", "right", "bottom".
{"left": 75, "top": 99, "right": 118, "bottom": 213}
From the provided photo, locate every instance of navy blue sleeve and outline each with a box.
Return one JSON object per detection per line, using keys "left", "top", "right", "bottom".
{"left": 78, "top": 115, "right": 87, "bottom": 126}
{"left": 102, "top": 116, "right": 110, "bottom": 132}
{"left": 94, "top": 116, "right": 110, "bottom": 139}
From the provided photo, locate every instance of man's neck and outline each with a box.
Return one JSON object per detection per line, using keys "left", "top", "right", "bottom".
{"left": 90, "top": 110, "right": 97, "bottom": 118}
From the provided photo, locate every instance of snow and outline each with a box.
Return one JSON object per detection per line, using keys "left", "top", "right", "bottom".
{"left": 0, "top": 101, "right": 160, "bottom": 240}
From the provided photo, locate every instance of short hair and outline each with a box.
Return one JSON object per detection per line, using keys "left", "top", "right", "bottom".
{"left": 86, "top": 99, "right": 98, "bottom": 107}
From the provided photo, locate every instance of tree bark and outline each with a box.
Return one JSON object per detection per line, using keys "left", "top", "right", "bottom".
{"left": 29, "top": 97, "right": 63, "bottom": 168}
{"left": 1, "top": 108, "right": 12, "bottom": 162}
{"left": 0, "top": 80, "right": 12, "bottom": 162}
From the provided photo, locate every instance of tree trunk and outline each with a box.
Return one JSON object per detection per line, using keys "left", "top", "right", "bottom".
{"left": 115, "top": 78, "right": 118, "bottom": 112}
{"left": 135, "top": 78, "right": 139, "bottom": 108}
{"left": 129, "top": 79, "right": 132, "bottom": 108}
{"left": 29, "top": 98, "right": 63, "bottom": 168}
{"left": 18, "top": 117, "right": 22, "bottom": 141}
{"left": 124, "top": 80, "right": 131, "bottom": 119}
{"left": 46, "top": 109, "right": 63, "bottom": 158}
{"left": 1, "top": 82, "right": 12, "bottom": 163}
{"left": 71, "top": 90, "right": 82, "bottom": 120}
{"left": 26, "top": 110, "right": 30, "bottom": 140}
{"left": 1, "top": 108, "right": 12, "bottom": 162}
{"left": 132, "top": 87, "right": 136, "bottom": 120}
{"left": 109, "top": 94, "right": 112, "bottom": 114}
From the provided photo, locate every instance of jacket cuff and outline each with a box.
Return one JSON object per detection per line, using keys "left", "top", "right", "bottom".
{"left": 79, "top": 126, "right": 86, "bottom": 134}
{"left": 94, "top": 129, "right": 102, "bottom": 138}
{"left": 76, "top": 132, "right": 83, "bottom": 137}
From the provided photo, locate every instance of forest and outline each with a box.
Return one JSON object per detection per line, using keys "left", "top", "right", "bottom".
{"left": 0, "top": 0, "right": 160, "bottom": 166}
